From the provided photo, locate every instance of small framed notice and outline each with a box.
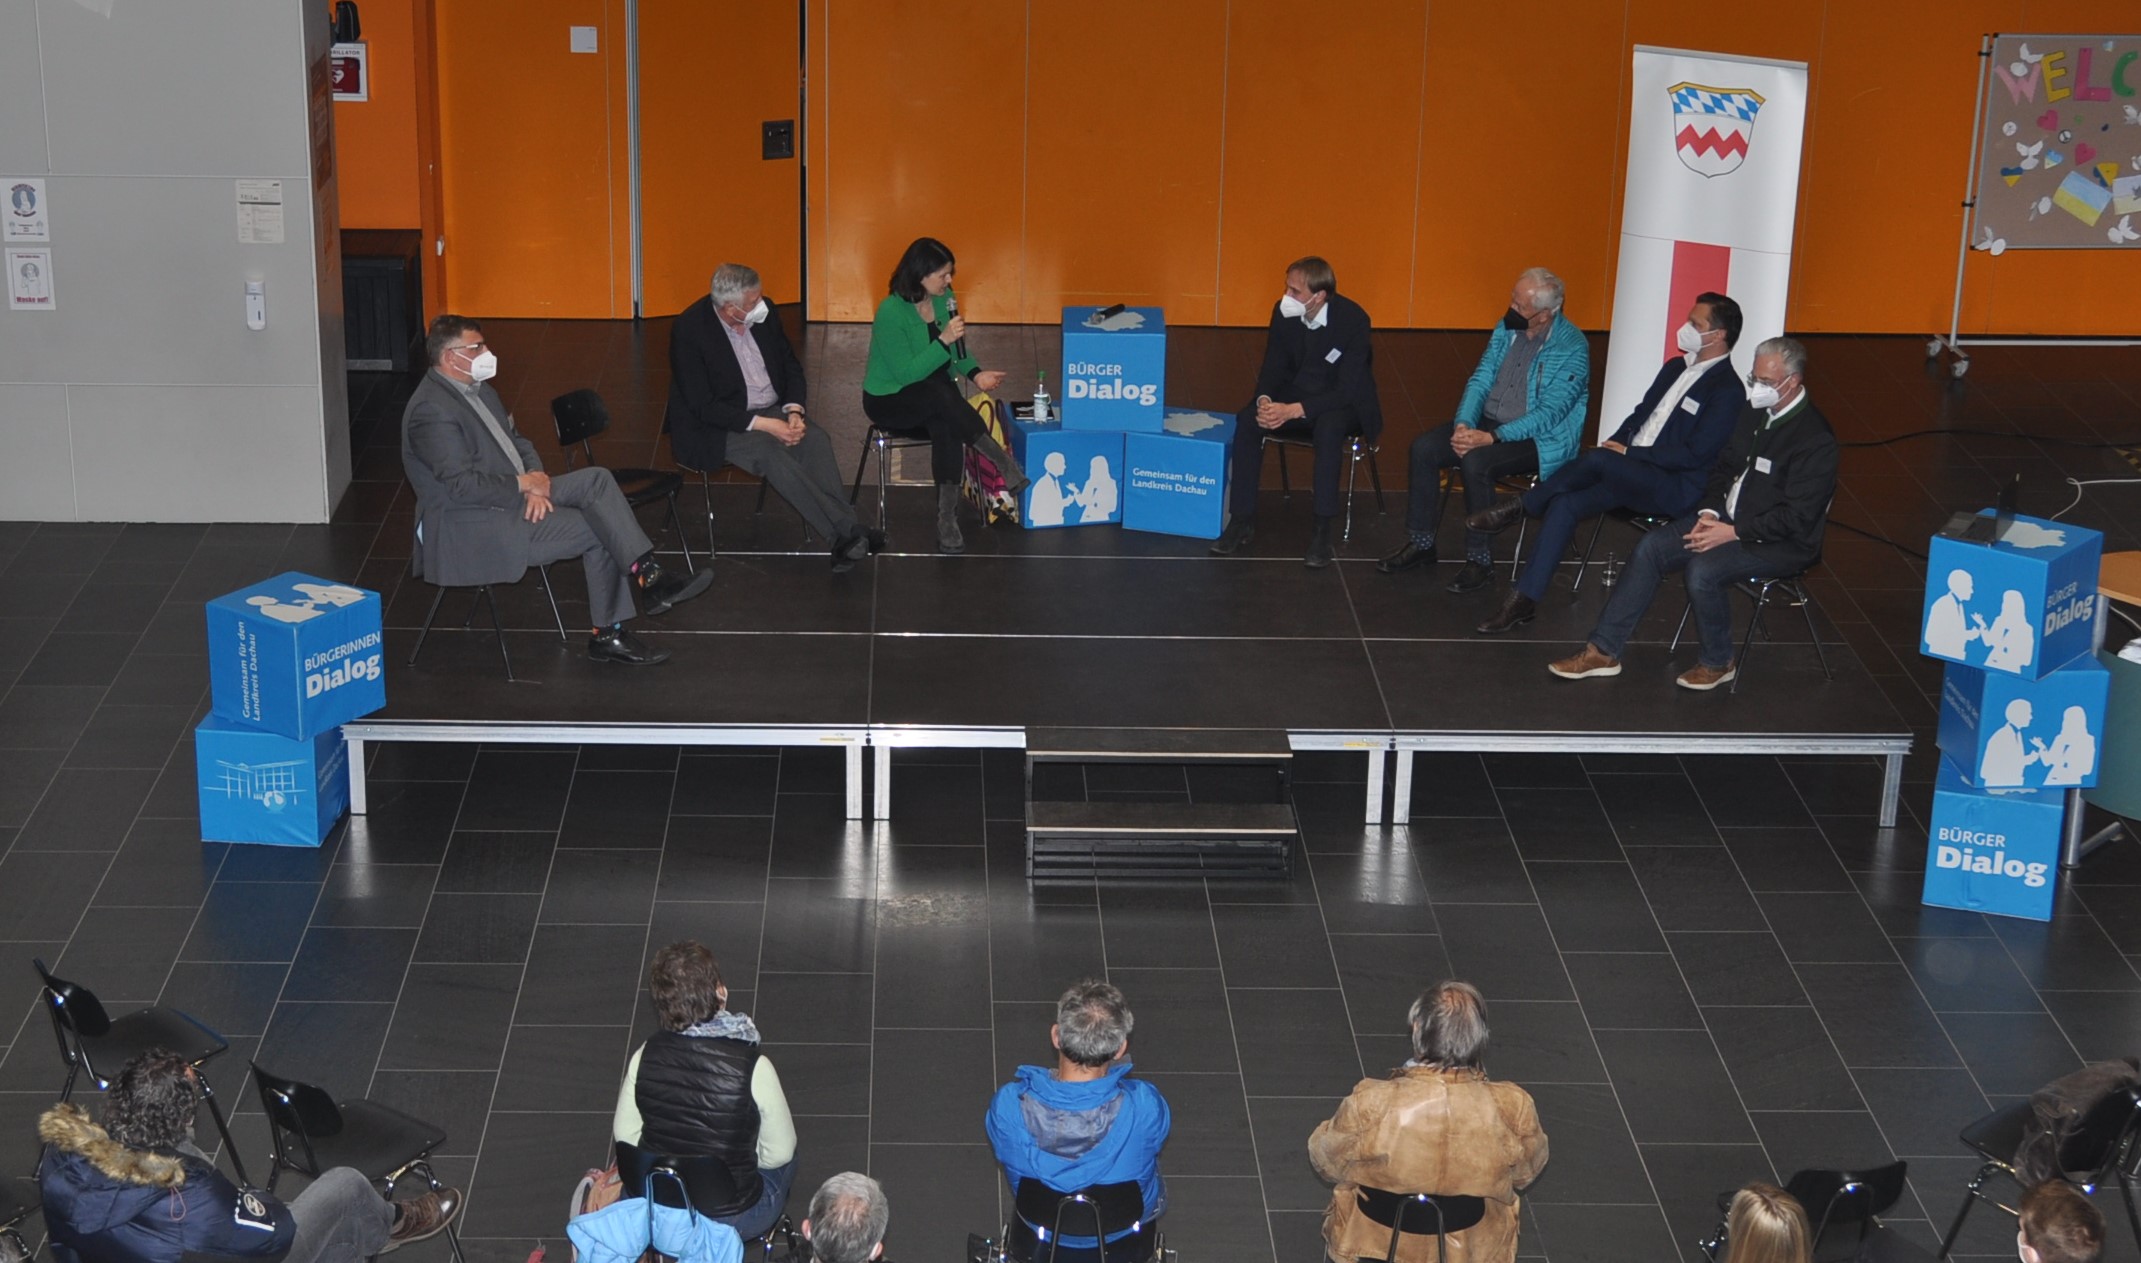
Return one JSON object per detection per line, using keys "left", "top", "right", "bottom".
{"left": 330, "top": 42, "right": 368, "bottom": 101}
{"left": 236, "top": 179, "right": 285, "bottom": 245}
{"left": 5, "top": 178, "right": 50, "bottom": 242}
{"left": 7, "top": 248, "right": 56, "bottom": 310}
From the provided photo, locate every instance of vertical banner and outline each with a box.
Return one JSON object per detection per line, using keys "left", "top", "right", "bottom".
{"left": 1601, "top": 47, "right": 1809, "bottom": 437}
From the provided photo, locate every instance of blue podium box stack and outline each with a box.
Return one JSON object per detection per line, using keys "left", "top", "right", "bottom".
{"left": 1123, "top": 409, "right": 1237, "bottom": 540}
{"left": 197, "top": 572, "right": 385, "bottom": 846}
{"left": 1917, "top": 513, "right": 2104, "bottom": 920}
{"left": 1009, "top": 419, "right": 1124, "bottom": 529}
{"left": 1060, "top": 306, "right": 1166, "bottom": 434}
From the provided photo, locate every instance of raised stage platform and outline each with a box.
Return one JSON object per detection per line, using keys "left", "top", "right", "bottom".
{"left": 346, "top": 486, "right": 1914, "bottom": 827}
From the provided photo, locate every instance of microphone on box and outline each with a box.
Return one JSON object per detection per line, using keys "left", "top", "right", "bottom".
{"left": 946, "top": 284, "right": 968, "bottom": 360}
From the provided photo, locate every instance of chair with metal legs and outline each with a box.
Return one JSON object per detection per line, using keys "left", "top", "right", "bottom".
{"left": 1936, "top": 1088, "right": 2141, "bottom": 1260}
{"left": 849, "top": 424, "right": 936, "bottom": 532}
{"left": 551, "top": 388, "right": 695, "bottom": 574}
{"left": 1264, "top": 431, "right": 1388, "bottom": 543}
{"left": 675, "top": 460, "right": 774, "bottom": 556}
{"left": 1435, "top": 471, "right": 1539, "bottom": 579}
{"left": 1669, "top": 569, "right": 1834, "bottom": 695}
{"left": 1571, "top": 508, "right": 1675, "bottom": 592}
{"left": 404, "top": 528, "right": 569, "bottom": 683}
{"left": 30, "top": 959, "right": 250, "bottom": 1186}
{"left": 1355, "top": 1187, "right": 1487, "bottom": 1263}
{"left": 1699, "top": 1163, "right": 1909, "bottom": 1262}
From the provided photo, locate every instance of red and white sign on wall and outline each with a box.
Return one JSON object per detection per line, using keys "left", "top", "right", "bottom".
{"left": 1600, "top": 46, "right": 1808, "bottom": 437}
{"left": 330, "top": 41, "right": 368, "bottom": 101}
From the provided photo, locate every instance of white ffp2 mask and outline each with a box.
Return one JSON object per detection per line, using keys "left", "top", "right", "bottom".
{"left": 466, "top": 349, "right": 499, "bottom": 382}
{"left": 1675, "top": 322, "right": 1707, "bottom": 355}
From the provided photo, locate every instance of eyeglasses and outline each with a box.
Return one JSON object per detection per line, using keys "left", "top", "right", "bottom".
{"left": 454, "top": 340, "right": 488, "bottom": 354}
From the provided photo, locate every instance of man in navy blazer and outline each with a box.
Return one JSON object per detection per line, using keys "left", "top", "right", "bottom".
{"left": 665, "top": 263, "right": 877, "bottom": 571}
{"left": 1465, "top": 292, "right": 1748, "bottom": 633}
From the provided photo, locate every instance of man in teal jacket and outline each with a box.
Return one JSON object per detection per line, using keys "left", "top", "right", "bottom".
{"left": 984, "top": 980, "right": 1169, "bottom": 1251}
{"left": 1381, "top": 268, "right": 1591, "bottom": 593}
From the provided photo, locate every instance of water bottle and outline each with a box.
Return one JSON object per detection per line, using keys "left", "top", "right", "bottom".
{"left": 1033, "top": 372, "right": 1052, "bottom": 424}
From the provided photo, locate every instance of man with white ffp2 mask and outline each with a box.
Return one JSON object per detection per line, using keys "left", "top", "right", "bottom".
{"left": 1210, "top": 255, "right": 1383, "bottom": 568}
{"left": 402, "top": 314, "right": 714, "bottom": 667}
{"left": 666, "top": 262, "right": 879, "bottom": 571}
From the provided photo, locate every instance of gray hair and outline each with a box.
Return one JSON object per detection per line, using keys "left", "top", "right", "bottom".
{"left": 710, "top": 262, "right": 761, "bottom": 307}
{"left": 1056, "top": 978, "right": 1134, "bottom": 1067}
{"left": 1754, "top": 335, "right": 1807, "bottom": 379}
{"left": 1408, "top": 980, "right": 1489, "bottom": 1070}
{"left": 807, "top": 1173, "right": 888, "bottom": 1263}
{"left": 1518, "top": 267, "right": 1565, "bottom": 313}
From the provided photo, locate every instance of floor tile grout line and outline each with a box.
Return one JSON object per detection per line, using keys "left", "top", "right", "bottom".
{"left": 1198, "top": 847, "right": 1282, "bottom": 1261}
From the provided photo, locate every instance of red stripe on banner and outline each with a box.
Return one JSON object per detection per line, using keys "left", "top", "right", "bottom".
{"left": 1664, "top": 240, "right": 1732, "bottom": 362}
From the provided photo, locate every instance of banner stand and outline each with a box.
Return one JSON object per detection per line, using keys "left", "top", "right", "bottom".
{"left": 1928, "top": 33, "right": 2141, "bottom": 379}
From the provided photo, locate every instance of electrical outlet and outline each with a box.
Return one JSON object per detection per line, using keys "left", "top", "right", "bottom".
{"left": 762, "top": 119, "right": 795, "bottom": 160}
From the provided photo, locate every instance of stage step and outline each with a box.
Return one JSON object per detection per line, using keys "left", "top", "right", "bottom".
{"left": 1026, "top": 727, "right": 1294, "bottom": 765}
{"left": 1025, "top": 800, "right": 1297, "bottom": 882}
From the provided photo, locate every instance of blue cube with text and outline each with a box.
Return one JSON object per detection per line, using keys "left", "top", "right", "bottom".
{"left": 194, "top": 715, "right": 350, "bottom": 847}
{"left": 205, "top": 573, "right": 385, "bottom": 740}
{"left": 1937, "top": 657, "right": 2109, "bottom": 790}
{"left": 1920, "top": 513, "right": 2102, "bottom": 679}
{"left": 1009, "top": 418, "right": 1124, "bottom": 529}
{"left": 1123, "top": 408, "right": 1237, "bottom": 539}
{"left": 1060, "top": 306, "right": 1165, "bottom": 433}
{"left": 1921, "top": 755, "right": 2062, "bottom": 921}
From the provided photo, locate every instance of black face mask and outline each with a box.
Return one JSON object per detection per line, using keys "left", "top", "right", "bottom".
{"left": 1502, "top": 306, "right": 1530, "bottom": 332}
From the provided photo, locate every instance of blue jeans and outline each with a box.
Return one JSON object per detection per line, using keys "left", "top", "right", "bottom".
{"left": 1514, "top": 449, "right": 1687, "bottom": 602}
{"left": 717, "top": 1159, "right": 797, "bottom": 1241}
{"left": 1586, "top": 513, "right": 1766, "bottom": 669}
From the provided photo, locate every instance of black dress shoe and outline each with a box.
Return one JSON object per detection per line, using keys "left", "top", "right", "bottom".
{"left": 1304, "top": 518, "right": 1336, "bottom": 569}
{"left": 588, "top": 627, "right": 670, "bottom": 666}
{"left": 636, "top": 564, "right": 714, "bottom": 616}
{"left": 1209, "top": 519, "right": 1256, "bottom": 555}
{"left": 865, "top": 528, "right": 888, "bottom": 554}
{"left": 831, "top": 530, "right": 869, "bottom": 572}
{"left": 1445, "top": 560, "right": 1495, "bottom": 593}
{"left": 1377, "top": 541, "right": 1435, "bottom": 574}
{"left": 1475, "top": 592, "right": 1537, "bottom": 634}
{"left": 1466, "top": 496, "right": 1530, "bottom": 535}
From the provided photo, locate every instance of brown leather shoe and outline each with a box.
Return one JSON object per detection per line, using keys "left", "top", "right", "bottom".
{"left": 1676, "top": 661, "right": 1738, "bottom": 691}
{"left": 1547, "top": 644, "right": 1621, "bottom": 679}
{"left": 1466, "top": 496, "right": 1529, "bottom": 535}
{"left": 382, "top": 1188, "right": 462, "bottom": 1252}
{"left": 1475, "top": 592, "right": 1536, "bottom": 634}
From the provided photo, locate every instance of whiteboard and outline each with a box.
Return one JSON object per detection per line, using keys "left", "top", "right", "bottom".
{"left": 1970, "top": 34, "right": 2141, "bottom": 251}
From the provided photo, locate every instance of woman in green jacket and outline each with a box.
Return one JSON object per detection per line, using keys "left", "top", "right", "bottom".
{"left": 862, "top": 237, "right": 1026, "bottom": 553}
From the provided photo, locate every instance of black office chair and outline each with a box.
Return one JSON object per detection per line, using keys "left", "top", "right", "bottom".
{"left": 404, "top": 524, "right": 568, "bottom": 683}
{"left": 551, "top": 388, "right": 695, "bottom": 573}
{"left": 1264, "top": 431, "right": 1388, "bottom": 543}
{"left": 970, "top": 1178, "right": 1165, "bottom": 1263}
{"left": 1353, "top": 1187, "right": 1486, "bottom": 1263}
{"left": 1668, "top": 569, "right": 1834, "bottom": 694}
{"left": 1571, "top": 507, "right": 1676, "bottom": 592}
{"left": 614, "top": 1140, "right": 799, "bottom": 1263}
{"left": 1434, "top": 470, "right": 1540, "bottom": 581}
{"left": 1938, "top": 1088, "right": 2141, "bottom": 1259}
{"left": 1, "top": 1179, "right": 35, "bottom": 1263}
{"left": 250, "top": 1062, "right": 466, "bottom": 1263}
{"left": 30, "top": 959, "right": 249, "bottom": 1187}
{"left": 1699, "top": 1163, "right": 1910, "bottom": 1262}
{"left": 849, "top": 424, "right": 936, "bottom": 533}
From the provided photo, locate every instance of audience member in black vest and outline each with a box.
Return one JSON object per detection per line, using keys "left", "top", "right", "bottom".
{"left": 612, "top": 941, "right": 798, "bottom": 1240}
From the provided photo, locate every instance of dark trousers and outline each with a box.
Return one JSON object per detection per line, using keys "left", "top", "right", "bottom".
{"left": 1512, "top": 449, "right": 1687, "bottom": 602}
{"left": 1228, "top": 399, "right": 1360, "bottom": 519}
{"left": 1405, "top": 421, "right": 1540, "bottom": 556}
{"left": 862, "top": 376, "right": 985, "bottom": 485}
{"left": 1587, "top": 513, "right": 1766, "bottom": 669}
{"left": 524, "top": 466, "right": 656, "bottom": 628}
{"left": 726, "top": 425, "right": 860, "bottom": 541}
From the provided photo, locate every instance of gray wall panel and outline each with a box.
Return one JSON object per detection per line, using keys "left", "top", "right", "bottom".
{"left": 0, "top": 4, "right": 48, "bottom": 171}
{"left": 0, "top": 385, "right": 77, "bottom": 519}
{"left": 67, "top": 385, "right": 331, "bottom": 522}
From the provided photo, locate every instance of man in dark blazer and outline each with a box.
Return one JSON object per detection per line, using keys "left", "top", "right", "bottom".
{"left": 666, "top": 263, "right": 876, "bottom": 570}
{"left": 402, "top": 315, "right": 711, "bottom": 667}
{"left": 1465, "top": 292, "right": 1749, "bottom": 632}
{"left": 1548, "top": 335, "right": 1837, "bottom": 691}
{"left": 1209, "top": 255, "right": 1382, "bottom": 568}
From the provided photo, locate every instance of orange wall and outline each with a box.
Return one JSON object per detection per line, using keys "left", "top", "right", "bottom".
{"left": 338, "top": 1, "right": 2141, "bottom": 333}
{"left": 331, "top": 0, "right": 422, "bottom": 229}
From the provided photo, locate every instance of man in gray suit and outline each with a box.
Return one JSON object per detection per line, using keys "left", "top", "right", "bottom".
{"left": 402, "top": 315, "right": 712, "bottom": 666}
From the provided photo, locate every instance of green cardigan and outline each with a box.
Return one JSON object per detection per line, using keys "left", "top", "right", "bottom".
{"left": 862, "top": 291, "right": 979, "bottom": 396}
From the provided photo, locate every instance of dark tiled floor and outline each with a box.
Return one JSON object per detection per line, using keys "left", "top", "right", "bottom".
{"left": 2, "top": 326, "right": 2140, "bottom": 1263}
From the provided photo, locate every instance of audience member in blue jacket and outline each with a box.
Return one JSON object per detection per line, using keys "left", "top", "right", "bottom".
{"left": 1466, "top": 292, "right": 1749, "bottom": 633}
{"left": 984, "top": 980, "right": 1171, "bottom": 1248}
{"left": 1383, "top": 268, "right": 1592, "bottom": 594}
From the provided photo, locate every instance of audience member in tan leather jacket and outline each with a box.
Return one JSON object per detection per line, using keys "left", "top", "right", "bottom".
{"left": 1308, "top": 981, "right": 1549, "bottom": 1263}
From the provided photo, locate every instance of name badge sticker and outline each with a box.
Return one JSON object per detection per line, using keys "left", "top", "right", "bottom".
{"left": 1680, "top": 397, "right": 1700, "bottom": 414}
{"left": 1754, "top": 457, "right": 1773, "bottom": 474}
{"left": 1325, "top": 348, "right": 1342, "bottom": 364}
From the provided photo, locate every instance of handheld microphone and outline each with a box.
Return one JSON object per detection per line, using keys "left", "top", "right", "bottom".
{"left": 946, "top": 284, "right": 969, "bottom": 360}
